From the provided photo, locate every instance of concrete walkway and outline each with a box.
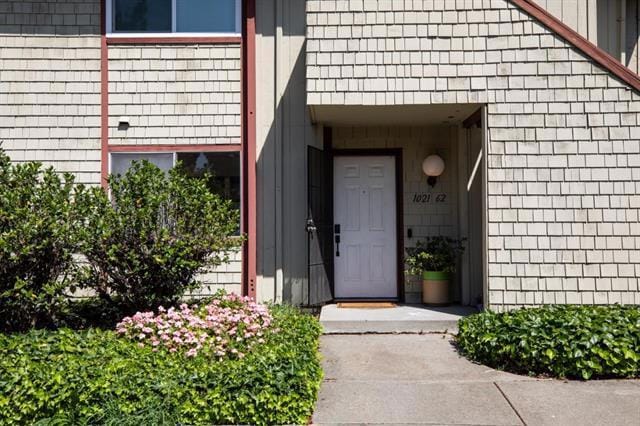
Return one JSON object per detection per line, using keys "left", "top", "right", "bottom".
{"left": 313, "top": 334, "right": 640, "bottom": 425}
{"left": 320, "top": 304, "right": 477, "bottom": 334}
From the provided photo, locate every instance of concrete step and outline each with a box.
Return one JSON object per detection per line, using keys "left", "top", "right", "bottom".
{"left": 319, "top": 304, "right": 477, "bottom": 334}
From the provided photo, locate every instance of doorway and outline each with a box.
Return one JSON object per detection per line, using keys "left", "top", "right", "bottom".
{"left": 332, "top": 151, "right": 403, "bottom": 299}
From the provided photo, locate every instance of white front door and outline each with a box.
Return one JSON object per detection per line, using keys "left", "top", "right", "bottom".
{"left": 333, "top": 155, "right": 397, "bottom": 299}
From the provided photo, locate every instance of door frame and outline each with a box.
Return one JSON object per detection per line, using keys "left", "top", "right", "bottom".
{"left": 331, "top": 148, "right": 405, "bottom": 302}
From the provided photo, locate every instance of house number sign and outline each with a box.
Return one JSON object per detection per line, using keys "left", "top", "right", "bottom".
{"left": 412, "top": 193, "right": 447, "bottom": 203}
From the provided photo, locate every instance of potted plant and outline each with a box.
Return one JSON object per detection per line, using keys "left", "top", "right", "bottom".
{"left": 406, "top": 236, "right": 465, "bottom": 305}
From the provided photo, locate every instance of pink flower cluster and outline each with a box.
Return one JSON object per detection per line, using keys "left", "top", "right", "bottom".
{"left": 116, "top": 293, "right": 273, "bottom": 359}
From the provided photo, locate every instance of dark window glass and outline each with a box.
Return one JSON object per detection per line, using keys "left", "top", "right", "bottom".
{"left": 177, "top": 152, "right": 241, "bottom": 229}
{"left": 114, "top": 0, "right": 172, "bottom": 32}
{"left": 176, "top": 0, "right": 237, "bottom": 33}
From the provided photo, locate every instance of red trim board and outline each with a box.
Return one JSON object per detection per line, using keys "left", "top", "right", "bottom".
{"left": 511, "top": 0, "right": 640, "bottom": 92}
{"left": 108, "top": 144, "right": 242, "bottom": 153}
{"left": 100, "top": 0, "right": 109, "bottom": 188}
{"left": 106, "top": 36, "right": 242, "bottom": 45}
{"left": 243, "top": 0, "right": 258, "bottom": 299}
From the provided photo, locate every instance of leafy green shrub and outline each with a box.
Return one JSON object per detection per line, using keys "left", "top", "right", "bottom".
{"left": 456, "top": 305, "right": 640, "bottom": 379}
{"left": 62, "top": 297, "right": 127, "bottom": 330}
{"left": 77, "top": 161, "right": 241, "bottom": 313}
{"left": 0, "top": 304, "right": 322, "bottom": 425}
{"left": 0, "top": 149, "right": 87, "bottom": 331}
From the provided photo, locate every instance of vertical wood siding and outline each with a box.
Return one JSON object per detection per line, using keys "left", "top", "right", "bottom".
{"left": 255, "top": 0, "right": 323, "bottom": 305}
{"left": 534, "top": 0, "right": 640, "bottom": 74}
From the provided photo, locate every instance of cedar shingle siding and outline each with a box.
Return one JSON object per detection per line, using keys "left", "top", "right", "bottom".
{"left": 307, "top": 0, "right": 640, "bottom": 309}
{"left": 0, "top": 0, "right": 101, "bottom": 185}
{"left": 108, "top": 45, "right": 242, "bottom": 146}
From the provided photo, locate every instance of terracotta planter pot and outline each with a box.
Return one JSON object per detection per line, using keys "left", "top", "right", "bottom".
{"left": 422, "top": 271, "right": 450, "bottom": 305}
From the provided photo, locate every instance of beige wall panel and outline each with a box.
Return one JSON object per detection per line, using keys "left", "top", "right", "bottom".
{"left": 255, "top": 0, "right": 322, "bottom": 304}
{"left": 108, "top": 44, "right": 241, "bottom": 146}
{"left": 255, "top": 0, "right": 278, "bottom": 303}
{"left": 625, "top": 0, "right": 640, "bottom": 73}
{"left": 533, "top": 0, "right": 591, "bottom": 41}
{"left": 0, "top": 0, "right": 101, "bottom": 185}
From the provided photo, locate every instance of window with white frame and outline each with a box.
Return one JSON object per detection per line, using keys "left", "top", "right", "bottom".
{"left": 108, "top": 0, "right": 241, "bottom": 35}
{"left": 110, "top": 151, "right": 242, "bottom": 229}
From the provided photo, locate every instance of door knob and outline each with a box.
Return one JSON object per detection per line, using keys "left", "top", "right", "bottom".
{"left": 306, "top": 218, "right": 317, "bottom": 234}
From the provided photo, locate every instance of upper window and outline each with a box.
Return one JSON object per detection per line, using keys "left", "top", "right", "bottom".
{"left": 109, "top": 0, "right": 240, "bottom": 35}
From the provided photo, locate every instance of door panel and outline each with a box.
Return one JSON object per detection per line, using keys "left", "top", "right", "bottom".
{"left": 467, "top": 128, "right": 484, "bottom": 306}
{"left": 369, "top": 186, "right": 384, "bottom": 230}
{"left": 306, "top": 147, "right": 333, "bottom": 306}
{"left": 334, "top": 156, "right": 397, "bottom": 299}
{"left": 345, "top": 186, "right": 361, "bottom": 230}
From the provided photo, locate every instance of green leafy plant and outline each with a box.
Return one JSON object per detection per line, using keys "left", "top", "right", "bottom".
{"left": 0, "top": 304, "right": 322, "bottom": 425}
{"left": 77, "top": 160, "right": 242, "bottom": 313}
{"left": 405, "top": 236, "right": 465, "bottom": 274}
{"left": 0, "top": 149, "right": 87, "bottom": 331}
{"left": 456, "top": 305, "right": 640, "bottom": 380}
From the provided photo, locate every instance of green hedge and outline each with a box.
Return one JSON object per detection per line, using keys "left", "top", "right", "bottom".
{"left": 456, "top": 305, "right": 640, "bottom": 380}
{"left": 0, "top": 305, "right": 322, "bottom": 425}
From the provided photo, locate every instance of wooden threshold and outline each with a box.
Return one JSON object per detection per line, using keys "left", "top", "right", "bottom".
{"left": 337, "top": 302, "right": 397, "bottom": 309}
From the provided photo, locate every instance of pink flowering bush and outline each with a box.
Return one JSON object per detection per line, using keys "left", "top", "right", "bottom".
{"left": 116, "top": 292, "right": 274, "bottom": 359}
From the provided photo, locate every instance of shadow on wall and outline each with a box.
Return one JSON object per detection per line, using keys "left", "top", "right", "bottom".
{"left": 255, "top": 0, "right": 319, "bottom": 306}
{"left": 0, "top": 0, "right": 101, "bottom": 36}
{"left": 595, "top": 0, "right": 640, "bottom": 72}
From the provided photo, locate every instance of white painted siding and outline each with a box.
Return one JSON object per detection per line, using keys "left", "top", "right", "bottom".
{"left": 306, "top": 0, "right": 640, "bottom": 309}
{"left": 0, "top": 0, "right": 101, "bottom": 185}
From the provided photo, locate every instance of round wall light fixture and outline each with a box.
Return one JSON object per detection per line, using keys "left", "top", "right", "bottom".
{"left": 422, "top": 154, "right": 445, "bottom": 187}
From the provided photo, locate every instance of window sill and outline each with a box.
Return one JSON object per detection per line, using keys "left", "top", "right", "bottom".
{"left": 106, "top": 33, "right": 242, "bottom": 45}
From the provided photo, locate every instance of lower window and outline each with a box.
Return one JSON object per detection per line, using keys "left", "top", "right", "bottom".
{"left": 110, "top": 151, "right": 241, "bottom": 228}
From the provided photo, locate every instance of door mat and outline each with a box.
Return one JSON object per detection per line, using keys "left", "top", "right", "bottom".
{"left": 337, "top": 302, "right": 397, "bottom": 309}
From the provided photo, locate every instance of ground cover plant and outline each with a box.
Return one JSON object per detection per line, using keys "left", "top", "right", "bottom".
{"left": 0, "top": 295, "right": 323, "bottom": 425}
{"left": 456, "top": 305, "right": 640, "bottom": 380}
